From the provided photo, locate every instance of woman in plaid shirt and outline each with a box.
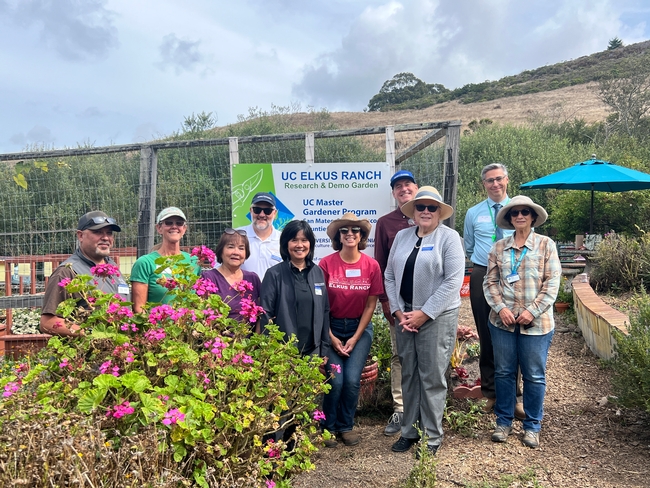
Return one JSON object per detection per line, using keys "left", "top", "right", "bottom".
{"left": 483, "top": 195, "right": 561, "bottom": 449}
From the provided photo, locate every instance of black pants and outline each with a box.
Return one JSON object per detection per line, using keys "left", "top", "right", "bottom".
{"left": 470, "top": 264, "right": 522, "bottom": 400}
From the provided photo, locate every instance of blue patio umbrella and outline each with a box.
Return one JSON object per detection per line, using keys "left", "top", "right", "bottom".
{"left": 520, "top": 155, "right": 650, "bottom": 233}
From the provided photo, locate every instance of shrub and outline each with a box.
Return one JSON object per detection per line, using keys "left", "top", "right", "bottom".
{"left": 590, "top": 232, "right": 650, "bottom": 292}
{"left": 10, "top": 308, "right": 41, "bottom": 334}
{"left": 611, "top": 293, "right": 650, "bottom": 415}
{"left": 0, "top": 251, "right": 329, "bottom": 487}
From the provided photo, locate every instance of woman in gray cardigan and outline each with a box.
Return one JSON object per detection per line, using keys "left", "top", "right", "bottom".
{"left": 385, "top": 186, "right": 465, "bottom": 457}
{"left": 260, "top": 220, "right": 330, "bottom": 358}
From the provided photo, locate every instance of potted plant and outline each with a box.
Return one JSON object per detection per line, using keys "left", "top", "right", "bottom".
{"left": 554, "top": 276, "right": 574, "bottom": 313}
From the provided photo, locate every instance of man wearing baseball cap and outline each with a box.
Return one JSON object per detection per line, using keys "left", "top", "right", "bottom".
{"left": 374, "top": 169, "right": 418, "bottom": 435}
{"left": 238, "top": 192, "right": 281, "bottom": 281}
{"left": 40, "top": 211, "right": 130, "bottom": 336}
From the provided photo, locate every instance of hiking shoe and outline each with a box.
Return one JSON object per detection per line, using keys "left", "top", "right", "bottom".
{"left": 415, "top": 444, "right": 439, "bottom": 460}
{"left": 391, "top": 436, "right": 418, "bottom": 453}
{"left": 339, "top": 430, "right": 360, "bottom": 446}
{"left": 483, "top": 397, "right": 496, "bottom": 413}
{"left": 522, "top": 430, "right": 540, "bottom": 448}
{"left": 491, "top": 425, "right": 512, "bottom": 442}
{"left": 514, "top": 402, "right": 526, "bottom": 421}
{"left": 384, "top": 412, "right": 403, "bottom": 436}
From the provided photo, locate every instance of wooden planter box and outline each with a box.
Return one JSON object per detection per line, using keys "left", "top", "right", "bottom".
{"left": 0, "top": 334, "right": 51, "bottom": 360}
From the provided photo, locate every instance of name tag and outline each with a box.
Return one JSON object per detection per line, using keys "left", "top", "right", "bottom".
{"left": 346, "top": 269, "right": 361, "bottom": 278}
{"left": 118, "top": 284, "right": 130, "bottom": 295}
{"left": 271, "top": 254, "right": 282, "bottom": 262}
{"left": 315, "top": 285, "right": 323, "bottom": 295}
{"left": 421, "top": 246, "right": 434, "bottom": 251}
{"left": 506, "top": 273, "right": 520, "bottom": 284}
{"left": 478, "top": 215, "right": 491, "bottom": 223}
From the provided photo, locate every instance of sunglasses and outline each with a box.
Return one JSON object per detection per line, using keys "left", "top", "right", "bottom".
{"left": 339, "top": 227, "right": 361, "bottom": 234}
{"left": 80, "top": 216, "right": 117, "bottom": 230}
{"left": 225, "top": 228, "right": 247, "bottom": 236}
{"left": 509, "top": 209, "right": 531, "bottom": 217}
{"left": 252, "top": 206, "right": 275, "bottom": 215}
{"left": 483, "top": 176, "right": 507, "bottom": 184}
{"left": 162, "top": 220, "right": 186, "bottom": 227}
{"left": 414, "top": 204, "right": 439, "bottom": 212}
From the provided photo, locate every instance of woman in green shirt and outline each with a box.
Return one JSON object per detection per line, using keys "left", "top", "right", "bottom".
{"left": 131, "top": 207, "right": 196, "bottom": 312}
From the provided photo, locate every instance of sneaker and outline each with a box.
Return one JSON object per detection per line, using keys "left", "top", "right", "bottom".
{"left": 323, "top": 438, "right": 338, "bottom": 448}
{"left": 514, "top": 402, "right": 525, "bottom": 421}
{"left": 339, "top": 430, "right": 360, "bottom": 446}
{"left": 491, "top": 425, "right": 512, "bottom": 443}
{"left": 415, "top": 444, "right": 439, "bottom": 460}
{"left": 522, "top": 430, "right": 540, "bottom": 448}
{"left": 391, "top": 436, "right": 418, "bottom": 453}
{"left": 384, "top": 412, "right": 403, "bottom": 436}
{"left": 483, "top": 397, "right": 496, "bottom": 413}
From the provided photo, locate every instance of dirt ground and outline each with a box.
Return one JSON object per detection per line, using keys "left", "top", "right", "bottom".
{"left": 292, "top": 297, "right": 650, "bottom": 488}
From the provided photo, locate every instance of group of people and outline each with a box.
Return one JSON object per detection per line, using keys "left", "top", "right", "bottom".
{"left": 40, "top": 163, "right": 560, "bottom": 454}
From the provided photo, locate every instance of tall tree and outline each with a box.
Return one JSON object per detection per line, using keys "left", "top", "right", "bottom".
{"left": 367, "top": 73, "right": 447, "bottom": 111}
{"left": 607, "top": 37, "right": 624, "bottom": 50}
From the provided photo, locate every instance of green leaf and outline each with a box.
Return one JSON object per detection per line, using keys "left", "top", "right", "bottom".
{"left": 77, "top": 389, "right": 107, "bottom": 413}
{"left": 93, "top": 374, "right": 121, "bottom": 389}
{"left": 120, "top": 371, "right": 152, "bottom": 393}
{"left": 13, "top": 173, "right": 27, "bottom": 189}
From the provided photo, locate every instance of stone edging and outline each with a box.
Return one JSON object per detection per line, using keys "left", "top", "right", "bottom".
{"left": 571, "top": 273, "right": 629, "bottom": 360}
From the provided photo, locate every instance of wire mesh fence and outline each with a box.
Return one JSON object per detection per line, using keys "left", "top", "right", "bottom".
{"left": 0, "top": 121, "right": 459, "bottom": 345}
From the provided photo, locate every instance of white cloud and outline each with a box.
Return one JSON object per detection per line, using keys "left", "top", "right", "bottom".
{"left": 157, "top": 33, "right": 206, "bottom": 75}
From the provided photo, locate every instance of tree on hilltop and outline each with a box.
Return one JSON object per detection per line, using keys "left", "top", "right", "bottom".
{"left": 367, "top": 72, "right": 448, "bottom": 111}
{"left": 607, "top": 37, "right": 624, "bottom": 50}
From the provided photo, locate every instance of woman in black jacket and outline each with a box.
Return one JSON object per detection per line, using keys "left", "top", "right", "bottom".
{"left": 260, "top": 220, "right": 330, "bottom": 358}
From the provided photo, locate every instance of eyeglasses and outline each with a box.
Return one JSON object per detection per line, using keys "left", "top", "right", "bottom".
{"left": 509, "top": 209, "right": 531, "bottom": 217}
{"left": 162, "top": 220, "right": 186, "bottom": 227}
{"left": 339, "top": 227, "right": 361, "bottom": 234}
{"left": 414, "top": 204, "right": 439, "bottom": 212}
{"left": 252, "top": 206, "right": 275, "bottom": 215}
{"left": 80, "top": 216, "right": 117, "bottom": 230}
{"left": 483, "top": 176, "right": 507, "bottom": 185}
{"left": 225, "top": 228, "right": 247, "bottom": 236}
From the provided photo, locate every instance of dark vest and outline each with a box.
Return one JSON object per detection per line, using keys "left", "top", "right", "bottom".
{"left": 62, "top": 248, "right": 131, "bottom": 301}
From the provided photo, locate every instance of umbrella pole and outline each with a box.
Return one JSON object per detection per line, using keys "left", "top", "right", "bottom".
{"left": 590, "top": 185, "right": 594, "bottom": 234}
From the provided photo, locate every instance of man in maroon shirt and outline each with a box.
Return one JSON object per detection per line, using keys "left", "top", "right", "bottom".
{"left": 374, "top": 169, "right": 418, "bottom": 435}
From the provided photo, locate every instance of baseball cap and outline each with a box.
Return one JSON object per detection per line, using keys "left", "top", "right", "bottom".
{"left": 390, "top": 170, "right": 416, "bottom": 188}
{"left": 156, "top": 207, "right": 187, "bottom": 224}
{"left": 77, "top": 211, "right": 121, "bottom": 232}
{"left": 251, "top": 192, "right": 276, "bottom": 206}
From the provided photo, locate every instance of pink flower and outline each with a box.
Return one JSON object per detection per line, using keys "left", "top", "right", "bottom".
{"left": 58, "top": 277, "right": 71, "bottom": 287}
{"left": 100, "top": 360, "right": 120, "bottom": 377}
{"left": 113, "top": 343, "right": 137, "bottom": 363}
{"left": 191, "top": 245, "right": 217, "bottom": 268}
{"left": 90, "top": 263, "right": 120, "bottom": 279}
{"left": 106, "top": 401, "right": 135, "bottom": 419}
{"left": 2, "top": 381, "right": 21, "bottom": 397}
{"left": 157, "top": 276, "right": 178, "bottom": 290}
{"left": 162, "top": 408, "right": 185, "bottom": 425}
{"left": 120, "top": 323, "right": 138, "bottom": 332}
{"left": 196, "top": 370, "right": 211, "bottom": 386}
{"left": 312, "top": 409, "right": 326, "bottom": 422}
{"left": 239, "top": 298, "right": 265, "bottom": 323}
{"left": 330, "top": 364, "right": 341, "bottom": 374}
{"left": 233, "top": 280, "right": 254, "bottom": 294}
{"left": 204, "top": 338, "right": 227, "bottom": 358}
{"left": 192, "top": 278, "right": 218, "bottom": 297}
{"left": 148, "top": 305, "right": 175, "bottom": 325}
{"left": 107, "top": 303, "right": 134, "bottom": 322}
{"left": 265, "top": 439, "right": 281, "bottom": 459}
{"left": 266, "top": 480, "right": 276, "bottom": 488}
{"left": 144, "top": 328, "right": 166, "bottom": 342}
{"left": 59, "top": 358, "right": 70, "bottom": 369}
{"left": 231, "top": 352, "right": 253, "bottom": 365}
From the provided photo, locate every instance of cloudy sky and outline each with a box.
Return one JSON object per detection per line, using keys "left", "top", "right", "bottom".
{"left": 1, "top": 0, "right": 649, "bottom": 153}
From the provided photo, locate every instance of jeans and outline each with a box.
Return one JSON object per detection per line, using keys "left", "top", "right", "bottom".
{"left": 489, "top": 322, "right": 554, "bottom": 432}
{"left": 321, "top": 319, "right": 373, "bottom": 433}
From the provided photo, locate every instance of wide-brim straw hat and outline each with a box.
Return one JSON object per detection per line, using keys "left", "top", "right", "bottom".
{"left": 326, "top": 212, "right": 372, "bottom": 241}
{"left": 401, "top": 186, "right": 454, "bottom": 220}
{"left": 496, "top": 195, "right": 548, "bottom": 229}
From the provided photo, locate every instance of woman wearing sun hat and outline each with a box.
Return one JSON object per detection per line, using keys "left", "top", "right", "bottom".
{"left": 131, "top": 207, "right": 198, "bottom": 312}
{"left": 319, "top": 213, "right": 383, "bottom": 448}
{"left": 483, "top": 195, "right": 561, "bottom": 449}
{"left": 385, "top": 186, "right": 465, "bottom": 457}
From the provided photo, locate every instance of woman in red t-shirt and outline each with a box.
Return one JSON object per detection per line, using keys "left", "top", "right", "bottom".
{"left": 319, "top": 213, "right": 383, "bottom": 447}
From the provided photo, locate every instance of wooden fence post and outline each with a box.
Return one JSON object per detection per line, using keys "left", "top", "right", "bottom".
{"left": 443, "top": 122, "right": 461, "bottom": 229}
{"left": 137, "top": 146, "right": 157, "bottom": 258}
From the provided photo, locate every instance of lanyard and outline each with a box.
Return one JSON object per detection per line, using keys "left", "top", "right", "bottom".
{"left": 510, "top": 247, "right": 528, "bottom": 274}
{"left": 487, "top": 198, "right": 509, "bottom": 242}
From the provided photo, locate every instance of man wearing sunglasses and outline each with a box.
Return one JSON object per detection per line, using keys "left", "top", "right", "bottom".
{"left": 374, "top": 169, "right": 418, "bottom": 436}
{"left": 463, "top": 164, "right": 524, "bottom": 420}
{"left": 40, "top": 211, "right": 130, "bottom": 336}
{"left": 238, "top": 192, "right": 281, "bottom": 281}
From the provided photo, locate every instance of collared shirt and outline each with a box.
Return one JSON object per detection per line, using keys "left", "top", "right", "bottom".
{"left": 374, "top": 207, "right": 415, "bottom": 302}
{"left": 238, "top": 223, "right": 282, "bottom": 281}
{"left": 463, "top": 197, "right": 514, "bottom": 267}
{"left": 483, "top": 231, "right": 561, "bottom": 335}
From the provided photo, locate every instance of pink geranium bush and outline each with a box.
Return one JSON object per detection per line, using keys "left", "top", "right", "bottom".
{"left": 0, "top": 249, "right": 329, "bottom": 487}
